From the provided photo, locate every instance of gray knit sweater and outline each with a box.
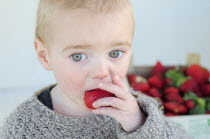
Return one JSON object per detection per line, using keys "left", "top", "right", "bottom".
{"left": 0, "top": 84, "right": 192, "bottom": 139}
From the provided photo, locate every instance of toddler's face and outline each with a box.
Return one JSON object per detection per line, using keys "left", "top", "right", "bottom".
{"left": 45, "top": 7, "right": 134, "bottom": 103}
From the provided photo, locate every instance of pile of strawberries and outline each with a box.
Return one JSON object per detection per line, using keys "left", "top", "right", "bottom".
{"left": 127, "top": 61, "right": 210, "bottom": 116}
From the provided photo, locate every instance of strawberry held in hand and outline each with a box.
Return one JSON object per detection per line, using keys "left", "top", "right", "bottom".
{"left": 84, "top": 89, "right": 115, "bottom": 109}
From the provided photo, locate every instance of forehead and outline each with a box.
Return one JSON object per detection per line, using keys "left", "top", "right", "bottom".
{"left": 49, "top": 6, "right": 134, "bottom": 50}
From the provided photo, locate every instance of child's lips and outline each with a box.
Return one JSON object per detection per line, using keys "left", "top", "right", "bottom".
{"left": 85, "top": 88, "right": 99, "bottom": 92}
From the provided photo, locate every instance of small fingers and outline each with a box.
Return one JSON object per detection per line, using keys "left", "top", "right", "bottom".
{"left": 98, "top": 83, "right": 130, "bottom": 100}
{"left": 93, "top": 97, "right": 126, "bottom": 111}
{"left": 113, "top": 75, "right": 125, "bottom": 88}
{"left": 93, "top": 107, "right": 122, "bottom": 122}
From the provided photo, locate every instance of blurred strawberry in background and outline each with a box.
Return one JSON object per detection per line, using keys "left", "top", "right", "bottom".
{"left": 127, "top": 61, "right": 210, "bottom": 116}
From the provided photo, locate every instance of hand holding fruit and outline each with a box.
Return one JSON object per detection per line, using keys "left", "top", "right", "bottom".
{"left": 84, "top": 75, "right": 146, "bottom": 133}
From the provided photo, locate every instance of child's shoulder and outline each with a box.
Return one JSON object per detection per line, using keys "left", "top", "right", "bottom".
{"left": 0, "top": 97, "right": 36, "bottom": 138}
{"left": 3, "top": 96, "right": 38, "bottom": 125}
{"left": 2, "top": 84, "right": 56, "bottom": 128}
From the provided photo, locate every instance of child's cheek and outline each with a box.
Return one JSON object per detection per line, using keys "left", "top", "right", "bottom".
{"left": 66, "top": 72, "right": 85, "bottom": 88}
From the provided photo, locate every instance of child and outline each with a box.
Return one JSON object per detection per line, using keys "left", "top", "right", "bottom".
{"left": 1, "top": 0, "right": 192, "bottom": 138}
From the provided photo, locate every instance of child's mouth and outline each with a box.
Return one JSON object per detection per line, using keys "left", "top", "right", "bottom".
{"left": 85, "top": 88, "right": 98, "bottom": 92}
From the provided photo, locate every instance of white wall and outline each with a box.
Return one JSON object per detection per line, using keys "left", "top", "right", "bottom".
{"left": 132, "top": 0, "right": 210, "bottom": 67}
{"left": 0, "top": 0, "right": 55, "bottom": 89}
{"left": 0, "top": 0, "right": 210, "bottom": 89}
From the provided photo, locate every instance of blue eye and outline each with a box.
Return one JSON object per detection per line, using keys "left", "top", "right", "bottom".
{"left": 109, "top": 50, "right": 124, "bottom": 58}
{"left": 71, "top": 53, "right": 87, "bottom": 62}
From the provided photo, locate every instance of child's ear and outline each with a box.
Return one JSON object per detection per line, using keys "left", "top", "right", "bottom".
{"left": 34, "top": 38, "right": 52, "bottom": 71}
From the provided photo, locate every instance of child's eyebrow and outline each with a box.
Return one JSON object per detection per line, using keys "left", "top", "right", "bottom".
{"left": 62, "top": 41, "right": 131, "bottom": 52}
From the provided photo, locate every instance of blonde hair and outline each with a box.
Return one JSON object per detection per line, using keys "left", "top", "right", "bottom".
{"left": 35, "top": 0, "right": 132, "bottom": 46}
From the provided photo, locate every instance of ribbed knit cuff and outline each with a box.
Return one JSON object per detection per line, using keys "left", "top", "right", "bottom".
{"left": 116, "top": 90, "right": 166, "bottom": 139}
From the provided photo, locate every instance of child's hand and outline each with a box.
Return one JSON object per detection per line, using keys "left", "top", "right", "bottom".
{"left": 92, "top": 75, "right": 146, "bottom": 133}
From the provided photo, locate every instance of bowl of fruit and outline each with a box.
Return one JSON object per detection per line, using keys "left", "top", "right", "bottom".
{"left": 127, "top": 61, "right": 210, "bottom": 116}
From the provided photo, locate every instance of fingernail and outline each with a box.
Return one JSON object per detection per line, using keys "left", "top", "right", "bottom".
{"left": 92, "top": 103, "right": 96, "bottom": 107}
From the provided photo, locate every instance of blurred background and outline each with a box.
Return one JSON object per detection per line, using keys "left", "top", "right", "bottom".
{"left": 0, "top": 0, "right": 210, "bottom": 125}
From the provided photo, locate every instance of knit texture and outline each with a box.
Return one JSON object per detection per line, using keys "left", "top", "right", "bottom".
{"left": 0, "top": 84, "right": 192, "bottom": 139}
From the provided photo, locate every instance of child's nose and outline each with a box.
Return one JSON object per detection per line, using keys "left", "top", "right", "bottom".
{"left": 90, "top": 62, "right": 109, "bottom": 79}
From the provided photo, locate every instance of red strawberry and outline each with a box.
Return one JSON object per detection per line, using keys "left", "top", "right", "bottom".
{"left": 178, "top": 105, "right": 188, "bottom": 114}
{"left": 165, "top": 112, "right": 179, "bottom": 116}
{"left": 131, "top": 82, "right": 150, "bottom": 92}
{"left": 164, "top": 102, "right": 179, "bottom": 113}
{"left": 152, "top": 61, "right": 165, "bottom": 76}
{"left": 84, "top": 89, "right": 115, "bottom": 109}
{"left": 180, "top": 79, "right": 198, "bottom": 93}
{"left": 186, "top": 64, "right": 209, "bottom": 84}
{"left": 127, "top": 74, "right": 142, "bottom": 85}
{"left": 164, "top": 102, "right": 187, "bottom": 114}
{"left": 165, "top": 78, "right": 172, "bottom": 86}
{"left": 201, "top": 84, "right": 210, "bottom": 97}
{"left": 193, "top": 88, "right": 203, "bottom": 97}
{"left": 164, "top": 87, "right": 179, "bottom": 95}
{"left": 185, "top": 99, "right": 195, "bottom": 109}
{"left": 148, "top": 88, "right": 162, "bottom": 98}
{"left": 203, "top": 69, "right": 210, "bottom": 83}
{"left": 148, "top": 75, "right": 164, "bottom": 89}
{"left": 164, "top": 93, "right": 184, "bottom": 103}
